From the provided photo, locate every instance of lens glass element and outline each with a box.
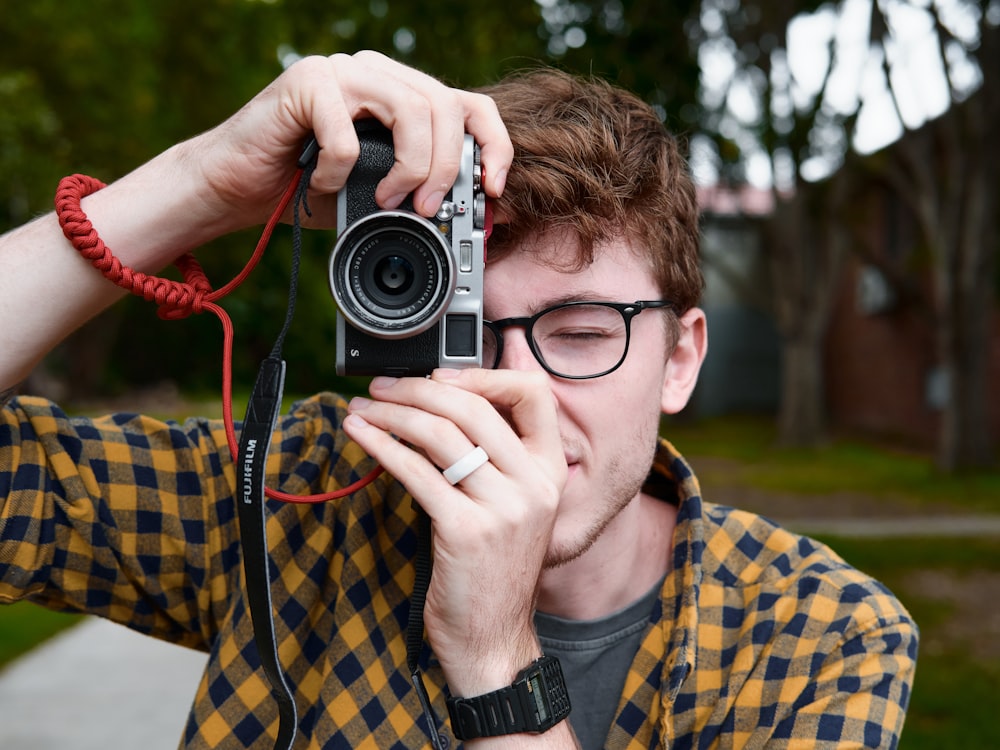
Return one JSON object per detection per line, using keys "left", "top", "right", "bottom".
{"left": 374, "top": 255, "right": 415, "bottom": 297}
{"left": 359, "top": 238, "right": 430, "bottom": 313}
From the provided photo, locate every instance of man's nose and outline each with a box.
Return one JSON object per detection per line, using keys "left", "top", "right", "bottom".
{"left": 497, "top": 328, "right": 546, "bottom": 373}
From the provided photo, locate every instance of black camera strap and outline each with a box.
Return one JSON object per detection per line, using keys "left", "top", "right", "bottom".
{"left": 408, "top": 507, "right": 447, "bottom": 750}
{"left": 236, "top": 142, "right": 445, "bottom": 750}
{"left": 235, "top": 150, "right": 313, "bottom": 750}
{"left": 237, "top": 356, "right": 297, "bottom": 748}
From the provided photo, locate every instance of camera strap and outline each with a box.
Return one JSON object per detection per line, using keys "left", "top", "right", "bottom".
{"left": 237, "top": 356, "right": 297, "bottom": 748}
{"left": 235, "top": 151, "right": 314, "bottom": 749}
{"left": 408, "top": 507, "right": 447, "bottom": 750}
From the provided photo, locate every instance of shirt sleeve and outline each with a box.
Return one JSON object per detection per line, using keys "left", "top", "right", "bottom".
{"left": 0, "top": 395, "right": 246, "bottom": 649}
{"left": 0, "top": 393, "right": 360, "bottom": 651}
{"left": 672, "top": 505, "right": 920, "bottom": 750}
{"left": 767, "top": 607, "right": 918, "bottom": 749}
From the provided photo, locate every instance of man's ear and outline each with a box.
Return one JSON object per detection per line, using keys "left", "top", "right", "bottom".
{"left": 661, "top": 307, "right": 708, "bottom": 415}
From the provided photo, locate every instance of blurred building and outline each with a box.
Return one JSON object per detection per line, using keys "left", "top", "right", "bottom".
{"left": 692, "top": 185, "right": 781, "bottom": 418}
{"left": 693, "top": 183, "right": 1000, "bottom": 450}
{"left": 824, "top": 189, "right": 1000, "bottom": 449}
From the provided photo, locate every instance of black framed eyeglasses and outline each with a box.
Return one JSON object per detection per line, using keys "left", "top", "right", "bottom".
{"left": 483, "top": 300, "right": 674, "bottom": 380}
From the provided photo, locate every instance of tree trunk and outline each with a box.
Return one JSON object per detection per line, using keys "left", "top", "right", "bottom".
{"left": 777, "top": 336, "right": 826, "bottom": 445}
{"left": 932, "top": 89, "right": 997, "bottom": 471}
{"left": 765, "top": 176, "right": 849, "bottom": 447}
{"left": 885, "top": 118, "right": 996, "bottom": 469}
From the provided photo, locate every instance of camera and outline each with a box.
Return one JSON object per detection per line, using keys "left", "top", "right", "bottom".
{"left": 329, "top": 119, "right": 488, "bottom": 376}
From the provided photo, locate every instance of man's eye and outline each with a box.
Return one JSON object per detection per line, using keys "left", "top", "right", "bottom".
{"left": 554, "top": 329, "right": 610, "bottom": 340}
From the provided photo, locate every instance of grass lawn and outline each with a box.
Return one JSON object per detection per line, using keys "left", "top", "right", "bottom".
{"left": 665, "top": 414, "right": 1000, "bottom": 514}
{"left": 0, "top": 602, "right": 82, "bottom": 669}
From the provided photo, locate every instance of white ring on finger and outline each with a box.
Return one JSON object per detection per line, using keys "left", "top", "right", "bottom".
{"left": 442, "top": 446, "right": 490, "bottom": 485}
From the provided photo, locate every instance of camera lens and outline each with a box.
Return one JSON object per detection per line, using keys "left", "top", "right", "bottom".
{"left": 374, "top": 255, "right": 414, "bottom": 296}
{"left": 330, "top": 211, "right": 454, "bottom": 338}
{"left": 355, "top": 235, "right": 436, "bottom": 315}
{"left": 375, "top": 255, "right": 413, "bottom": 294}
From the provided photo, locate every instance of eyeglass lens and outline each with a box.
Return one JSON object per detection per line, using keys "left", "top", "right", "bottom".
{"left": 483, "top": 303, "right": 630, "bottom": 378}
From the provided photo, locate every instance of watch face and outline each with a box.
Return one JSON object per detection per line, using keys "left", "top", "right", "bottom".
{"left": 527, "top": 674, "right": 549, "bottom": 722}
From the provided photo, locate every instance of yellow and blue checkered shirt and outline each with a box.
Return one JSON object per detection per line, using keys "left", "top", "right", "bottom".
{"left": 1, "top": 392, "right": 917, "bottom": 748}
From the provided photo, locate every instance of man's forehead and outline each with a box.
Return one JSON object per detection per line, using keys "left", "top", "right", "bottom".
{"left": 482, "top": 244, "right": 657, "bottom": 318}
{"left": 483, "top": 288, "right": 616, "bottom": 318}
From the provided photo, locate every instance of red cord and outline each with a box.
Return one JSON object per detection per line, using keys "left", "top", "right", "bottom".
{"left": 54, "top": 172, "right": 383, "bottom": 503}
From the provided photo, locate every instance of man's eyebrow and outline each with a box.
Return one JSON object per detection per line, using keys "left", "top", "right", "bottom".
{"left": 527, "top": 292, "right": 620, "bottom": 313}
{"left": 485, "top": 292, "right": 624, "bottom": 320}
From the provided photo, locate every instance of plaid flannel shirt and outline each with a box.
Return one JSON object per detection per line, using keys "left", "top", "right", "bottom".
{"left": 1, "top": 392, "right": 917, "bottom": 749}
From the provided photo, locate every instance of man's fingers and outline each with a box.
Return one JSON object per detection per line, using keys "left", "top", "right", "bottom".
{"left": 361, "top": 371, "right": 566, "bottom": 489}
{"left": 461, "top": 91, "right": 513, "bottom": 197}
{"left": 285, "top": 52, "right": 511, "bottom": 217}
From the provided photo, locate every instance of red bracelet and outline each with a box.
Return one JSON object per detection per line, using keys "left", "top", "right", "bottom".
{"left": 54, "top": 174, "right": 212, "bottom": 320}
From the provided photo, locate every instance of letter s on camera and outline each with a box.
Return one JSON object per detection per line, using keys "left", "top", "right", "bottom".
{"left": 329, "top": 119, "right": 488, "bottom": 376}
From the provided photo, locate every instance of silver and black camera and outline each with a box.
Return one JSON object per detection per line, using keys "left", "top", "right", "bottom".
{"left": 329, "top": 119, "right": 487, "bottom": 376}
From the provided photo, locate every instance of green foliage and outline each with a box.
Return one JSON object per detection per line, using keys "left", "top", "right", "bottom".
{"left": 0, "top": 1, "right": 280, "bottom": 220}
{"left": 0, "top": 0, "right": 294, "bottom": 392}
{"left": 279, "top": 0, "right": 548, "bottom": 85}
{"left": 519, "top": 0, "right": 703, "bottom": 132}
{"left": 1, "top": 0, "right": 706, "bottom": 397}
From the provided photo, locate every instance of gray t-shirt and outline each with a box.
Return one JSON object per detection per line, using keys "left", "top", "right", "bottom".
{"left": 535, "top": 575, "right": 664, "bottom": 750}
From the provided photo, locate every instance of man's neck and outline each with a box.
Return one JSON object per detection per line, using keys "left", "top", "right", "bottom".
{"left": 536, "top": 492, "right": 677, "bottom": 621}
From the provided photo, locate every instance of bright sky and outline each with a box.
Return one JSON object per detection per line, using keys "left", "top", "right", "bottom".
{"left": 790, "top": 0, "right": 955, "bottom": 154}
{"left": 698, "top": 0, "right": 991, "bottom": 186}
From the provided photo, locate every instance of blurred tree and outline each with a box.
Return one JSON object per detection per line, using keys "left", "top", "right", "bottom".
{"left": 517, "top": 0, "right": 701, "bottom": 130}
{"left": 280, "top": 0, "right": 701, "bottom": 121}
{"left": 689, "top": 0, "right": 849, "bottom": 449}
{"left": 1, "top": 0, "right": 706, "bottom": 401}
{"left": 849, "top": 2, "right": 999, "bottom": 471}
{"left": 691, "top": 0, "right": 998, "bottom": 469}
{"left": 0, "top": 0, "right": 285, "bottom": 398}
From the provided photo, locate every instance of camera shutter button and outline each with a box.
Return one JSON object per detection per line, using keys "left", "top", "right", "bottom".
{"left": 435, "top": 201, "right": 457, "bottom": 222}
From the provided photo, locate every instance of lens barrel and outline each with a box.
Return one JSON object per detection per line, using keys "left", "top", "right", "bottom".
{"left": 330, "top": 210, "right": 454, "bottom": 338}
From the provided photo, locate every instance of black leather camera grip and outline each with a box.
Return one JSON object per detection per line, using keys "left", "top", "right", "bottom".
{"left": 344, "top": 119, "right": 416, "bottom": 223}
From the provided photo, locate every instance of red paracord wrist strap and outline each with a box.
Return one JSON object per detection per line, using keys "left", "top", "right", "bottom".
{"left": 56, "top": 174, "right": 217, "bottom": 319}
{"left": 54, "top": 171, "right": 382, "bottom": 503}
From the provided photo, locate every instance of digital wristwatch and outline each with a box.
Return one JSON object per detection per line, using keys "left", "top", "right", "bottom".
{"left": 446, "top": 655, "right": 572, "bottom": 740}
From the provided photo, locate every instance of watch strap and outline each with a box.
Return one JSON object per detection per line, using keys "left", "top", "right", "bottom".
{"left": 446, "top": 656, "right": 571, "bottom": 740}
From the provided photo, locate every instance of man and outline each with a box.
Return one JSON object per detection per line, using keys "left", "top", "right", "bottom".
{"left": 0, "top": 51, "right": 916, "bottom": 749}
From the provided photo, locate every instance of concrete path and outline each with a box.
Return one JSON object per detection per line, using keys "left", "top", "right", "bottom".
{"left": 783, "top": 514, "right": 1000, "bottom": 538}
{"left": 0, "top": 617, "right": 207, "bottom": 750}
{"left": 1, "top": 513, "right": 998, "bottom": 748}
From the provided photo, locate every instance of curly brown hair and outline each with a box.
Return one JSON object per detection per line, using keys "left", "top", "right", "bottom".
{"left": 478, "top": 68, "right": 702, "bottom": 313}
